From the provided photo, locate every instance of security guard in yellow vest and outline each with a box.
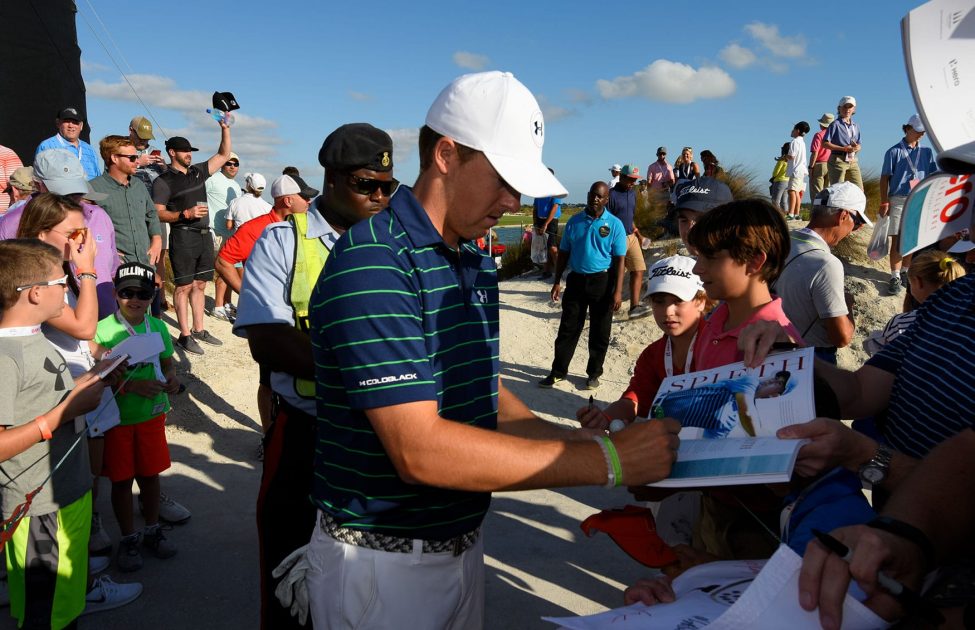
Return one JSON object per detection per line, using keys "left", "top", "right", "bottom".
{"left": 233, "top": 123, "right": 396, "bottom": 630}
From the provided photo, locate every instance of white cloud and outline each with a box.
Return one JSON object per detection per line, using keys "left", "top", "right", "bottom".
{"left": 596, "top": 60, "right": 736, "bottom": 104}
{"left": 565, "top": 88, "right": 593, "bottom": 105}
{"left": 86, "top": 73, "right": 285, "bottom": 176}
{"left": 536, "top": 95, "right": 573, "bottom": 122}
{"left": 80, "top": 58, "right": 110, "bottom": 74}
{"left": 744, "top": 22, "right": 807, "bottom": 58}
{"left": 349, "top": 91, "right": 372, "bottom": 101}
{"left": 452, "top": 51, "right": 490, "bottom": 70}
{"left": 719, "top": 43, "right": 757, "bottom": 69}
{"left": 385, "top": 128, "right": 420, "bottom": 164}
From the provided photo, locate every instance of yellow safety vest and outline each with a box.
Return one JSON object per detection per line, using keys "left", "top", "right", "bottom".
{"left": 287, "top": 212, "right": 330, "bottom": 398}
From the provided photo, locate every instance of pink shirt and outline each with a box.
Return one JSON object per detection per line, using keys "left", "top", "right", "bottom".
{"left": 646, "top": 160, "right": 675, "bottom": 190}
{"left": 809, "top": 129, "right": 830, "bottom": 164}
{"left": 694, "top": 298, "right": 802, "bottom": 370}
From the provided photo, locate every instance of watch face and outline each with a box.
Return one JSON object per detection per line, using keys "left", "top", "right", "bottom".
{"left": 861, "top": 466, "right": 885, "bottom": 484}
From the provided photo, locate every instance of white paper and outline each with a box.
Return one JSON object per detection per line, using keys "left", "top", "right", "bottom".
{"left": 649, "top": 437, "right": 807, "bottom": 488}
{"left": 85, "top": 387, "right": 121, "bottom": 437}
{"left": 543, "top": 546, "right": 889, "bottom": 629}
{"left": 104, "top": 332, "right": 165, "bottom": 366}
{"left": 902, "top": 0, "right": 975, "bottom": 156}
{"left": 899, "top": 172, "right": 974, "bottom": 255}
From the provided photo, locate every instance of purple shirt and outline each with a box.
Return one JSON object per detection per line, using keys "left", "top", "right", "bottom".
{"left": 0, "top": 197, "right": 120, "bottom": 319}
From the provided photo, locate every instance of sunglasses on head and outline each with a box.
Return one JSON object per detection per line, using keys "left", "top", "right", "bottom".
{"left": 345, "top": 173, "right": 399, "bottom": 197}
{"left": 118, "top": 287, "right": 155, "bottom": 300}
{"left": 16, "top": 275, "right": 69, "bottom": 292}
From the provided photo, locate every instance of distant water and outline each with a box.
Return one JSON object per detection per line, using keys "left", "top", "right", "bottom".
{"left": 494, "top": 225, "right": 529, "bottom": 246}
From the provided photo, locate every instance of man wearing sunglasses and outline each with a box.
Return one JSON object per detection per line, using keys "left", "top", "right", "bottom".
{"left": 232, "top": 123, "right": 394, "bottom": 630}
{"left": 773, "top": 182, "right": 870, "bottom": 364}
{"left": 298, "top": 71, "right": 679, "bottom": 629}
{"left": 151, "top": 120, "right": 233, "bottom": 356}
{"left": 205, "top": 152, "right": 242, "bottom": 322}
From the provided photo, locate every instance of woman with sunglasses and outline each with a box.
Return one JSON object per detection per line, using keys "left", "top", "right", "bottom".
{"left": 16, "top": 193, "right": 126, "bottom": 574}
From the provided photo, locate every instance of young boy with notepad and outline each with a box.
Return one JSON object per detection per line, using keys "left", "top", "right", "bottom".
{"left": 0, "top": 239, "right": 113, "bottom": 629}
{"left": 92, "top": 262, "right": 180, "bottom": 573}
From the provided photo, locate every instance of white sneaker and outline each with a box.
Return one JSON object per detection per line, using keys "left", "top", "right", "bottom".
{"left": 82, "top": 576, "right": 143, "bottom": 616}
{"left": 90, "top": 512, "right": 112, "bottom": 555}
{"left": 158, "top": 493, "right": 191, "bottom": 524}
{"left": 89, "top": 555, "right": 110, "bottom": 575}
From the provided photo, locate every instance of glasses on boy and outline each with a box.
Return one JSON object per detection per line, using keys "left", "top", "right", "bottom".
{"left": 118, "top": 287, "right": 156, "bottom": 301}
{"left": 16, "top": 275, "right": 69, "bottom": 292}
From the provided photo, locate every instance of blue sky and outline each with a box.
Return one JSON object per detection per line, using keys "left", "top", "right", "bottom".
{"left": 75, "top": 1, "right": 924, "bottom": 203}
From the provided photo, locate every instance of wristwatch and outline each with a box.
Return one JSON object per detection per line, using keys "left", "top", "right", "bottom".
{"left": 859, "top": 444, "right": 893, "bottom": 487}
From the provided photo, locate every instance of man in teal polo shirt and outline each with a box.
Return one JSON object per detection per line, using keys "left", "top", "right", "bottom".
{"left": 540, "top": 180, "right": 626, "bottom": 390}
{"left": 299, "top": 71, "right": 680, "bottom": 630}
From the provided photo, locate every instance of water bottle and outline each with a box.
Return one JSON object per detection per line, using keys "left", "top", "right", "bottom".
{"left": 206, "top": 108, "right": 235, "bottom": 127}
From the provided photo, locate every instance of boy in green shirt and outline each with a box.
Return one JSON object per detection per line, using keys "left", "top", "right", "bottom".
{"left": 93, "top": 262, "right": 180, "bottom": 572}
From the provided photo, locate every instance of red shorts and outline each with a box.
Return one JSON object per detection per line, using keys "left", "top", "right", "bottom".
{"left": 101, "top": 414, "right": 171, "bottom": 482}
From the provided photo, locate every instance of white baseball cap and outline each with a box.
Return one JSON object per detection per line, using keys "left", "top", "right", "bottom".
{"left": 814, "top": 181, "right": 872, "bottom": 227}
{"left": 647, "top": 255, "right": 704, "bottom": 301}
{"left": 948, "top": 239, "right": 975, "bottom": 254}
{"left": 905, "top": 114, "right": 925, "bottom": 133}
{"left": 838, "top": 95, "right": 857, "bottom": 107}
{"left": 425, "top": 71, "right": 567, "bottom": 199}
{"left": 610, "top": 164, "right": 622, "bottom": 173}
{"left": 270, "top": 174, "right": 319, "bottom": 199}
{"left": 245, "top": 172, "right": 266, "bottom": 190}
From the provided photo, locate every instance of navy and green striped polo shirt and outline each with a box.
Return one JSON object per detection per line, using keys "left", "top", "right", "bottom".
{"left": 308, "top": 186, "right": 499, "bottom": 540}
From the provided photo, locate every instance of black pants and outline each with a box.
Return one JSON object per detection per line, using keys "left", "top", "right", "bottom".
{"left": 550, "top": 270, "right": 616, "bottom": 379}
{"left": 257, "top": 396, "right": 317, "bottom": 630}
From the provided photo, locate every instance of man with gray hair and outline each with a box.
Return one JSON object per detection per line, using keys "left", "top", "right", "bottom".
{"left": 773, "top": 181, "right": 870, "bottom": 364}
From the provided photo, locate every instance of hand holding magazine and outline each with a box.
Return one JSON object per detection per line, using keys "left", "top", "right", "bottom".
{"left": 646, "top": 347, "right": 814, "bottom": 487}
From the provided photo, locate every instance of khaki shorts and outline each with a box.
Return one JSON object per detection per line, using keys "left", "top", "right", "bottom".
{"left": 788, "top": 173, "right": 805, "bottom": 192}
{"left": 624, "top": 233, "right": 646, "bottom": 272}
{"left": 887, "top": 195, "right": 907, "bottom": 236}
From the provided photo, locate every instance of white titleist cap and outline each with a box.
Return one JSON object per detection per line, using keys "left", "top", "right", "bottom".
{"left": 245, "top": 172, "right": 266, "bottom": 190}
{"left": 425, "top": 71, "right": 567, "bottom": 199}
{"left": 814, "top": 181, "right": 871, "bottom": 226}
{"left": 647, "top": 255, "right": 703, "bottom": 301}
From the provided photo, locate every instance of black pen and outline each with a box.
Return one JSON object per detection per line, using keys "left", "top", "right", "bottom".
{"left": 771, "top": 341, "right": 799, "bottom": 352}
{"left": 588, "top": 395, "right": 594, "bottom": 411}
{"left": 811, "top": 529, "right": 943, "bottom": 625}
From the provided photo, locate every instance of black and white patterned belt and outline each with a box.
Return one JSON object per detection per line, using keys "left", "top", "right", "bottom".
{"left": 319, "top": 512, "right": 479, "bottom": 556}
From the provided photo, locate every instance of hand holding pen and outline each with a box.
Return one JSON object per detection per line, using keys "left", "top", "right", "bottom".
{"left": 799, "top": 527, "right": 941, "bottom": 629}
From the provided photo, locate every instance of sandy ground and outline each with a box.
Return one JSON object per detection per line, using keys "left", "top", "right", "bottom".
{"left": 0, "top": 227, "right": 900, "bottom": 629}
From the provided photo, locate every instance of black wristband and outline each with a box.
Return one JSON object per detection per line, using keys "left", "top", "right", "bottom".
{"left": 867, "top": 516, "right": 936, "bottom": 572}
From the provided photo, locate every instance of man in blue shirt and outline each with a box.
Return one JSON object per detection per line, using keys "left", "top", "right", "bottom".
{"left": 879, "top": 114, "right": 938, "bottom": 294}
{"left": 532, "top": 172, "right": 561, "bottom": 279}
{"left": 607, "top": 164, "right": 649, "bottom": 318}
{"left": 35, "top": 107, "right": 100, "bottom": 180}
{"left": 540, "top": 181, "right": 626, "bottom": 390}
{"left": 823, "top": 96, "right": 864, "bottom": 190}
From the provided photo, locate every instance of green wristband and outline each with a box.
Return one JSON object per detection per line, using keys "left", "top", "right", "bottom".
{"left": 601, "top": 436, "right": 623, "bottom": 487}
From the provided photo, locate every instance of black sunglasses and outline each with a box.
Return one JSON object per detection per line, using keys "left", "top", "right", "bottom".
{"left": 346, "top": 173, "right": 399, "bottom": 197}
{"left": 116, "top": 154, "right": 139, "bottom": 162}
{"left": 118, "top": 287, "right": 156, "bottom": 300}
{"left": 225, "top": 162, "right": 239, "bottom": 167}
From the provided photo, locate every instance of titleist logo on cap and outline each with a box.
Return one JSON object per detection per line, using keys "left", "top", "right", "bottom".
{"left": 683, "top": 186, "right": 711, "bottom": 195}
{"left": 650, "top": 266, "right": 693, "bottom": 279}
